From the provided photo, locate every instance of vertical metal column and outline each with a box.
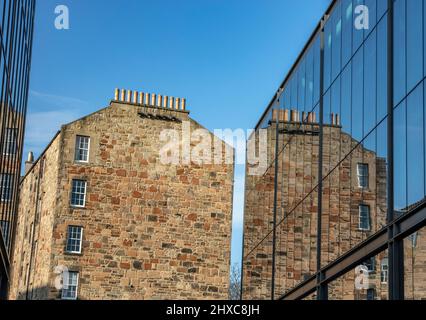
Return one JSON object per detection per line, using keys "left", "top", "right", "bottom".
{"left": 316, "top": 18, "right": 328, "bottom": 300}
{"left": 387, "top": 0, "right": 404, "bottom": 300}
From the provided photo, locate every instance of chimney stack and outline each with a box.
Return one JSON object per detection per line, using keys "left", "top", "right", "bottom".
{"left": 113, "top": 88, "right": 188, "bottom": 111}
{"left": 25, "top": 151, "right": 34, "bottom": 174}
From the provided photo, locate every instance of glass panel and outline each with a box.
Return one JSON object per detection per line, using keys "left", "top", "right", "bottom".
{"left": 377, "top": 0, "right": 388, "bottom": 20}
{"left": 407, "top": 0, "right": 423, "bottom": 93}
{"left": 393, "top": 0, "right": 406, "bottom": 105}
{"left": 377, "top": 16, "right": 388, "bottom": 122}
{"left": 328, "top": 250, "right": 389, "bottom": 300}
{"left": 332, "top": 2, "right": 342, "bottom": 82}
{"left": 407, "top": 84, "right": 424, "bottom": 207}
{"left": 342, "top": 0, "right": 353, "bottom": 67}
{"left": 352, "top": 48, "right": 363, "bottom": 142}
{"left": 364, "top": 29, "right": 377, "bottom": 136}
{"left": 404, "top": 227, "right": 426, "bottom": 300}
{"left": 341, "top": 63, "right": 352, "bottom": 139}
{"left": 353, "top": 0, "right": 365, "bottom": 53}
{"left": 324, "top": 20, "right": 332, "bottom": 92}
{"left": 394, "top": 101, "right": 407, "bottom": 213}
{"left": 364, "top": 0, "right": 377, "bottom": 36}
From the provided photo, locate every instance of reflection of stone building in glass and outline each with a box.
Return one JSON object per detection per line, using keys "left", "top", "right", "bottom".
{"left": 0, "top": 105, "right": 22, "bottom": 247}
{"left": 243, "top": 109, "right": 388, "bottom": 300}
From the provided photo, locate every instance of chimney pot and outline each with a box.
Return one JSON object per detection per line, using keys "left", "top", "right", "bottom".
{"left": 157, "top": 95, "right": 163, "bottom": 107}
{"left": 151, "top": 94, "right": 156, "bottom": 106}
{"left": 181, "top": 98, "right": 186, "bottom": 111}
{"left": 126, "top": 90, "right": 132, "bottom": 103}
{"left": 336, "top": 114, "right": 341, "bottom": 126}
{"left": 175, "top": 98, "right": 180, "bottom": 110}
{"left": 25, "top": 151, "right": 34, "bottom": 174}
{"left": 307, "top": 112, "right": 313, "bottom": 123}
{"left": 114, "top": 88, "right": 120, "bottom": 101}
{"left": 133, "top": 91, "right": 138, "bottom": 104}
{"left": 272, "top": 109, "right": 278, "bottom": 122}
{"left": 163, "top": 96, "right": 169, "bottom": 108}
{"left": 330, "top": 113, "right": 335, "bottom": 125}
{"left": 169, "top": 97, "right": 174, "bottom": 109}
{"left": 290, "top": 109, "right": 299, "bottom": 122}
{"left": 144, "top": 93, "right": 150, "bottom": 106}
{"left": 120, "top": 89, "right": 126, "bottom": 101}
{"left": 139, "top": 92, "right": 144, "bottom": 104}
{"left": 27, "top": 151, "right": 34, "bottom": 163}
{"left": 283, "top": 110, "right": 289, "bottom": 122}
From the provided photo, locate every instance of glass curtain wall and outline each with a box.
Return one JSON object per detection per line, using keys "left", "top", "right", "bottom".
{"left": 0, "top": 0, "right": 36, "bottom": 298}
{"left": 242, "top": 0, "right": 426, "bottom": 300}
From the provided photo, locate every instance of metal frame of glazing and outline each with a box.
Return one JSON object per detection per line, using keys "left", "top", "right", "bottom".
{"left": 242, "top": 0, "right": 426, "bottom": 300}
{"left": 0, "top": 0, "right": 35, "bottom": 299}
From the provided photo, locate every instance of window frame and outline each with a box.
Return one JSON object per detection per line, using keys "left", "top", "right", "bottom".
{"left": 74, "top": 135, "right": 91, "bottom": 163}
{"left": 356, "top": 163, "right": 369, "bottom": 189}
{"left": 65, "top": 226, "right": 84, "bottom": 254}
{"left": 61, "top": 271, "right": 79, "bottom": 300}
{"left": 70, "top": 179, "right": 87, "bottom": 208}
{"left": 358, "top": 204, "right": 371, "bottom": 231}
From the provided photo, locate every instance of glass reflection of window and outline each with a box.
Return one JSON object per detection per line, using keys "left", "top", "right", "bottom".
{"left": 357, "top": 163, "right": 369, "bottom": 189}
{"left": 363, "top": 257, "right": 376, "bottom": 272}
{"left": 367, "top": 288, "right": 376, "bottom": 300}
{"left": 359, "top": 204, "right": 371, "bottom": 231}
{"left": 381, "top": 258, "right": 389, "bottom": 284}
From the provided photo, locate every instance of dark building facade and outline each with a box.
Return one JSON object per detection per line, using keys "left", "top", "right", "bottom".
{"left": 243, "top": 0, "right": 426, "bottom": 300}
{"left": 0, "top": 0, "right": 36, "bottom": 299}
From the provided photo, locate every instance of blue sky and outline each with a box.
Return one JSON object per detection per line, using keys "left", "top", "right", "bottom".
{"left": 25, "top": 0, "right": 331, "bottom": 270}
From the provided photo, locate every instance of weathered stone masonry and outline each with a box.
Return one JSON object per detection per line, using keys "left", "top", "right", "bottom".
{"left": 9, "top": 90, "right": 234, "bottom": 300}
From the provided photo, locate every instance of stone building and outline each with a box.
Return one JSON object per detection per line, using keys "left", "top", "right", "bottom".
{"left": 242, "top": 109, "right": 389, "bottom": 300}
{"left": 8, "top": 89, "right": 234, "bottom": 300}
